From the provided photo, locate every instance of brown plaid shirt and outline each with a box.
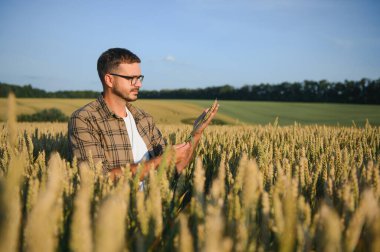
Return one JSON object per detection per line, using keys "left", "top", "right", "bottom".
{"left": 68, "top": 95, "right": 166, "bottom": 172}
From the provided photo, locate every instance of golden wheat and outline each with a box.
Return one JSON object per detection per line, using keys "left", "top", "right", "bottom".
{"left": 0, "top": 95, "right": 379, "bottom": 251}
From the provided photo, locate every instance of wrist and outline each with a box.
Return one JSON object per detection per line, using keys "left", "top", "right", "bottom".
{"left": 192, "top": 132, "right": 202, "bottom": 142}
{"left": 153, "top": 156, "right": 162, "bottom": 170}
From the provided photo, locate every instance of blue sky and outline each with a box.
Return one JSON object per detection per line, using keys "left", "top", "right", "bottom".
{"left": 0, "top": 0, "right": 379, "bottom": 92}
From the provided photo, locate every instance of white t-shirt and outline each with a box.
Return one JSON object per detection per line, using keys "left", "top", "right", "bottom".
{"left": 123, "top": 108, "right": 150, "bottom": 163}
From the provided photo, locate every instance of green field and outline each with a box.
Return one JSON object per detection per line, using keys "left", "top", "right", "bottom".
{"left": 1, "top": 98, "right": 379, "bottom": 126}
{"left": 185, "top": 100, "right": 380, "bottom": 126}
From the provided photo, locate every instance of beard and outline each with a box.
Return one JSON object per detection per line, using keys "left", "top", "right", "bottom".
{"left": 113, "top": 85, "right": 139, "bottom": 102}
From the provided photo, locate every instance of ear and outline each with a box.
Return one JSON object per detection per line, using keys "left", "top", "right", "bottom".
{"left": 104, "top": 74, "right": 114, "bottom": 88}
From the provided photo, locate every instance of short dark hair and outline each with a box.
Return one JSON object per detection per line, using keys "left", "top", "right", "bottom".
{"left": 97, "top": 48, "right": 141, "bottom": 85}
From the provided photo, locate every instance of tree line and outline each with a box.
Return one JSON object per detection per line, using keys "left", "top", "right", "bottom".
{"left": 1, "top": 78, "right": 379, "bottom": 103}
{"left": 0, "top": 83, "right": 99, "bottom": 98}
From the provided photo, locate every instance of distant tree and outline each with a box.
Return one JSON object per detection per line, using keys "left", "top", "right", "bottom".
{"left": 365, "top": 79, "right": 380, "bottom": 103}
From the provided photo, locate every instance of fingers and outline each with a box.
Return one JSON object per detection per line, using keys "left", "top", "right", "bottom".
{"left": 192, "top": 104, "right": 219, "bottom": 136}
{"left": 204, "top": 104, "right": 219, "bottom": 124}
{"left": 174, "top": 142, "right": 192, "bottom": 169}
{"left": 174, "top": 142, "right": 191, "bottom": 150}
{"left": 174, "top": 143, "right": 187, "bottom": 149}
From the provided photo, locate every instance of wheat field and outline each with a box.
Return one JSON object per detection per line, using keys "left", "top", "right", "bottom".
{"left": 0, "top": 94, "right": 380, "bottom": 251}
{"left": 2, "top": 98, "right": 380, "bottom": 126}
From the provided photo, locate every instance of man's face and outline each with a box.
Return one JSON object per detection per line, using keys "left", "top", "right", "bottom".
{"left": 111, "top": 62, "right": 142, "bottom": 102}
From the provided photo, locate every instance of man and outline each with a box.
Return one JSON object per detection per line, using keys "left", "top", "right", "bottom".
{"left": 68, "top": 48, "right": 218, "bottom": 180}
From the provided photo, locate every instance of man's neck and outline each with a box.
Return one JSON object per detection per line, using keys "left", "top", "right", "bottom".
{"left": 103, "top": 93, "right": 128, "bottom": 118}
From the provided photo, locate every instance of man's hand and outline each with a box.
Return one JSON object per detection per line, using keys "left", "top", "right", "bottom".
{"left": 192, "top": 103, "right": 219, "bottom": 137}
{"left": 174, "top": 104, "right": 219, "bottom": 173}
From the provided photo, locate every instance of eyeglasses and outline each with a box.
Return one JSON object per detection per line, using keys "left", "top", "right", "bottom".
{"left": 109, "top": 73, "right": 144, "bottom": 85}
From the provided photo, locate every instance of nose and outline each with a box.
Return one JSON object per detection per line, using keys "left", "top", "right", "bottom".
{"left": 134, "top": 79, "right": 142, "bottom": 87}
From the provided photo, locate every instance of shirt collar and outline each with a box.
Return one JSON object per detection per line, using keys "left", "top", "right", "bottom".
{"left": 97, "top": 93, "right": 145, "bottom": 122}
{"left": 126, "top": 102, "right": 145, "bottom": 123}
{"left": 97, "top": 94, "right": 114, "bottom": 118}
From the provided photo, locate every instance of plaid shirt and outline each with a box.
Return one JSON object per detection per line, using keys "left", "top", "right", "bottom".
{"left": 68, "top": 95, "right": 166, "bottom": 172}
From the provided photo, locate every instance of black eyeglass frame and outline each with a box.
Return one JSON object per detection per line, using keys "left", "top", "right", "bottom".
{"left": 109, "top": 73, "right": 144, "bottom": 85}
